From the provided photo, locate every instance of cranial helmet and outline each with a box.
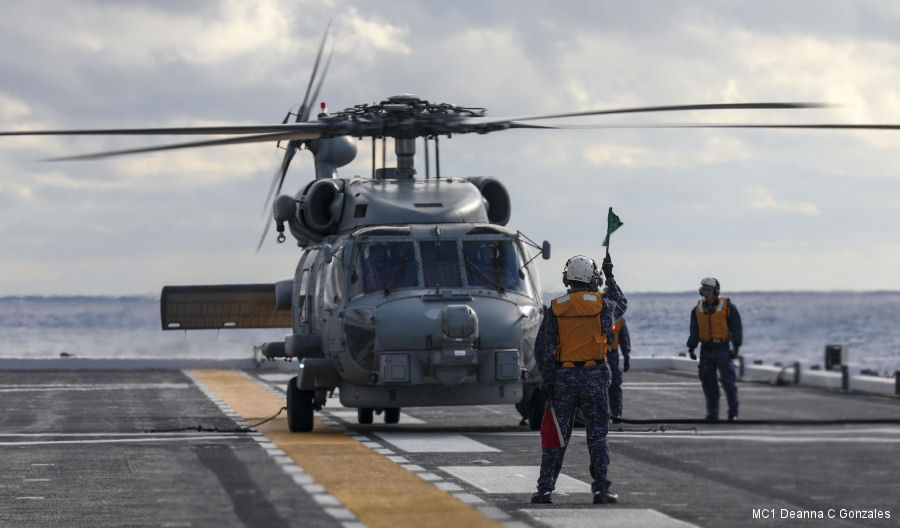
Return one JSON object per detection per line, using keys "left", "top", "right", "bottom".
{"left": 699, "top": 277, "right": 720, "bottom": 296}
{"left": 479, "top": 242, "right": 499, "bottom": 262}
{"left": 563, "top": 255, "right": 601, "bottom": 289}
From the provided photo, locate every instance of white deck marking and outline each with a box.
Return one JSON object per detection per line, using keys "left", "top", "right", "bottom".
{"left": 622, "top": 385, "right": 769, "bottom": 391}
{"left": 611, "top": 433, "right": 900, "bottom": 443}
{"left": 375, "top": 432, "right": 500, "bottom": 453}
{"left": 474, "top": 427, "right": 900, "bottom": 444}
{"left": 257, "top": 373, "right": 295, "bottom": 383}
{"left": 0, "top": 383, "right": 191, "bottom": 392}
{"left": 452, "top": 493, "right": 485, "bottom": 504}
{"left": 1, "top": 435, "right": 242, "bottom": 447}
{"left": 0, "top": 432, "right": 257, "bottom": 438}
{"left": 327, "top": 410, "right": 426, "bottom": 424}
{"left": 438, "top": 466, "right": 589, "bottom": 494}
{"left": 623, "top": 382, "right": 700, "bottom": 386}
{"left": 523, "top": 508, "right": 698, "bottom": 528}
{"left": 435, "top": 481, "right": 463, "bottom": 491}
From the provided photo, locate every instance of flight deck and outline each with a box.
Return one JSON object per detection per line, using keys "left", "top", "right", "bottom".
{"left": 1, "top": 365, "right": 897, "bottom": 527}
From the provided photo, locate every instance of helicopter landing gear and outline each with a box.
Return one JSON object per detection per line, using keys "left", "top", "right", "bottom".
{"left": 528, "top": 387, "right": 546, "bottom": 431}
{"left": 287, "top": 376, "right": 314, "bottom": 432}
{"left": 357, "top": 407, "right": 374, "bottom": 424}
{"left": 384, "top": 407, "right": 400, "bottom": 424}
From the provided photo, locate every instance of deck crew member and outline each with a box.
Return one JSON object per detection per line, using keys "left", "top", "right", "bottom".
{"left": 531, "top": 253, "right": 626, "bottom": 505}
{"left": 607, "top": 317, "right": 631, "bottom": 421}
{"left": 687, "top": 277, "right": 743, "bottom": 421}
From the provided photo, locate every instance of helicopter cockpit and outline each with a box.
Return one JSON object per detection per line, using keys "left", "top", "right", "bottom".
{"left": 347, "top": 226, "right": 537, "bottom": 300}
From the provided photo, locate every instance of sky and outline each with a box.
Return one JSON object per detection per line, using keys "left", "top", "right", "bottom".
{"left": 2, "top": 0, "right": 900, "bottom": 295}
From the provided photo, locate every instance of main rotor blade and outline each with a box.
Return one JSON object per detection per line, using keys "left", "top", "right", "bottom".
{"left": 303, "top": 44, "right": 334, "bottom": 122}
{"left": 298, "top": 23, "right": 332, "bottom": 122}
{"left": 666, "top": 123, "right": 900, "bottom": 131}
{"left": 471, "top": 102, "right": 831, "bottom": 126}
{"left": 42, "top": 130, "right": 324, "bottom": 161}
{"left": 256, "top": 212, "right": 275, "bottom": 253}
{"left": 261, "top": 140, "right": 300, "bottom": 216}
{"left": 512, "top": 122, "right": 900, "bottom": 131}
{"left": 0, "top": 123, "right": 324, "bottom": 137}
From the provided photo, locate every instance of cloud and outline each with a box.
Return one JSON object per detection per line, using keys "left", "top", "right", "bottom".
{"left": 341, "top": 7, "right": 411, "bottom": 56}
{"left": 745, "top": 185, "right": 819, "bottom": 215}
{"left": 582, "top": 133, "right": 752, "bottom": 168}
{"left": 0, "top": 92, "right": 31, "bottom": 122}
{"left": 185, "top": 0, "right": 294, "bottom": 64}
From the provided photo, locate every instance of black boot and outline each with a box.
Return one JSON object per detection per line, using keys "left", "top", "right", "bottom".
{"left": 593, "top": 490, "right": 618, "bottom": 504}
{"left": 530, "top": 490, "right": 552, "bottom": 504}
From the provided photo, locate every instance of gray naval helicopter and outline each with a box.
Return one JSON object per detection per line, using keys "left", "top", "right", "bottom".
{"left": 4, "top": 32, "right": 896, "bottom": 433}
{"left": 161, "top": 92, "right": 556, "bottom": 432}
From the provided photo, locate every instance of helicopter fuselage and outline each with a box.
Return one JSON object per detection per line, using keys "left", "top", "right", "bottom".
{"left": 291, "top": 220, "right": 544, "bottom": 409}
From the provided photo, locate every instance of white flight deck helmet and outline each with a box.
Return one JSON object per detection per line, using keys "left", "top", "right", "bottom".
{"left": 563, "top": 255, "right": 601, "bottom": 289}
{"left": 699, "top": 277, "right": 720, "bottom": 296}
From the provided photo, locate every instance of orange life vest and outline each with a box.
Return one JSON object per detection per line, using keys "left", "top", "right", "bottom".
{"left": 609, "top": 317, "right": 624, "bottom": 351}
{"left": 551, "top": 292, "right": 608, "bottom": 363}
{"left": 696, "top": 297, "right": 731, "bottom": 343}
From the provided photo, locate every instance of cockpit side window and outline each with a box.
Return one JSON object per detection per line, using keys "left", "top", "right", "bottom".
{"left": 322, "top": 245, "right": 345, "bottom": 310}
{"left": 352, "top": 241, "right": 417, "bottom": 296}
{"left": 420, "top": 241, "right": 462, "bottom": 288}
{"left": 463, "top": 239, "right": 531, "bottom": 295}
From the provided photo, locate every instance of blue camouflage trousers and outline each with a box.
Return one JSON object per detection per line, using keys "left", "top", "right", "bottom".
{"left": 607, "top": 350, "right": 623, "bottom": 418}
{"left": 698, "top": 344, "right": 739, "bottom": 418}
{"left": 537, "top": 363, "right": 611, "bottom": 494}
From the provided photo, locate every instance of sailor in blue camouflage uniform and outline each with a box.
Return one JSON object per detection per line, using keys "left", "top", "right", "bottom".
{"left": 687, "top": 277, "right": 743, "bottom": 421}
{"left": 607, "top": 317, "right": 631, "bottom": 421}
{"left": 531, "top": 253, "right": 626, "bottom": 505}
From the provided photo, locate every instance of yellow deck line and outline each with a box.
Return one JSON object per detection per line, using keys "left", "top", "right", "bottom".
{"left": 190, "top": 369, "right": 505, "bottom": 528}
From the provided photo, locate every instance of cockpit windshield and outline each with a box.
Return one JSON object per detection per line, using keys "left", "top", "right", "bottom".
{"left": 420, "top": 241, "right": 462, "bottom": 288}
{"left": 348, "top": 236, "right": 535, "bottom": 299}
{"left": 463, "top": 239, "right": 531, "bottom": 294}
{"left": 353, "top": 241, "right": 416, "bottom": 295}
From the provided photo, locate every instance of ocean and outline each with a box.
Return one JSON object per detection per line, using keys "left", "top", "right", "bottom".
{"left": 1, "top": 292, "right": 898, "bottom": 375}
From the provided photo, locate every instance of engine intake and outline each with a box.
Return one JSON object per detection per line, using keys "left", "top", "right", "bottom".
{"left": 468, "top": 177, "right": 511, "bottom": 225}
{"left": 302, "top": 179, "right": 344, "bottom": 234}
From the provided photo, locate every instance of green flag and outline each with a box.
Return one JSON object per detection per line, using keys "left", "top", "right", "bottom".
{"left": 602, "top": 207, "right": 623, "bottom": 247}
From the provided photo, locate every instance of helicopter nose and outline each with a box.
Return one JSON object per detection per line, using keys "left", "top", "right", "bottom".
{"left": 440, "top": 305, "right": 478, "bottom": 342}
{"left": 434, "top": 305, "right": 479, "bottom": 386}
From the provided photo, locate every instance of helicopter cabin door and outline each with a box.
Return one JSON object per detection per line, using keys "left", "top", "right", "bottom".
{"left": 293, "top": 248, "right": 318, "bottom": 335}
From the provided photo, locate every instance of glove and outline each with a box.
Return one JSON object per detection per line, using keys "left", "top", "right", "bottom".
{"left": 540, "top": 383, "right": 554, "bottom": 401}
{"left": 601, "top": 254, "right": 614, "bottom": 279}
{"left": 730, "top": 345, "right": 740, "bottom": 359}
{"left": 623, "top": 357, "right": 630, "bottom": 372}
{"left": 689, "top": 348, "right": 697, "bottom": 360}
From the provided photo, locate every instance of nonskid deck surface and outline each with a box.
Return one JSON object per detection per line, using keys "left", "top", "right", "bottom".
{"left": 0, "top": 368, "right": 897, "bottom": 527}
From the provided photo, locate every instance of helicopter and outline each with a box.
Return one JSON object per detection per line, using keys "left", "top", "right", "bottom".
{"left": 3, "top": 29, "right": 899, "bottom": 433}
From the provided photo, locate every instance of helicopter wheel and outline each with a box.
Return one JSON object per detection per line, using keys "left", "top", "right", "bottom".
{"left": 357, "top": 408, "right": 374, "bottom": 425}
{"left": 287, "top": 376, "right": 314, "bottom": 432}
{"left": 384, "top": 407, "right": 400, "bottom": 424}
{"left": 528, "top": 388, "right": 546, "bottom": 431}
